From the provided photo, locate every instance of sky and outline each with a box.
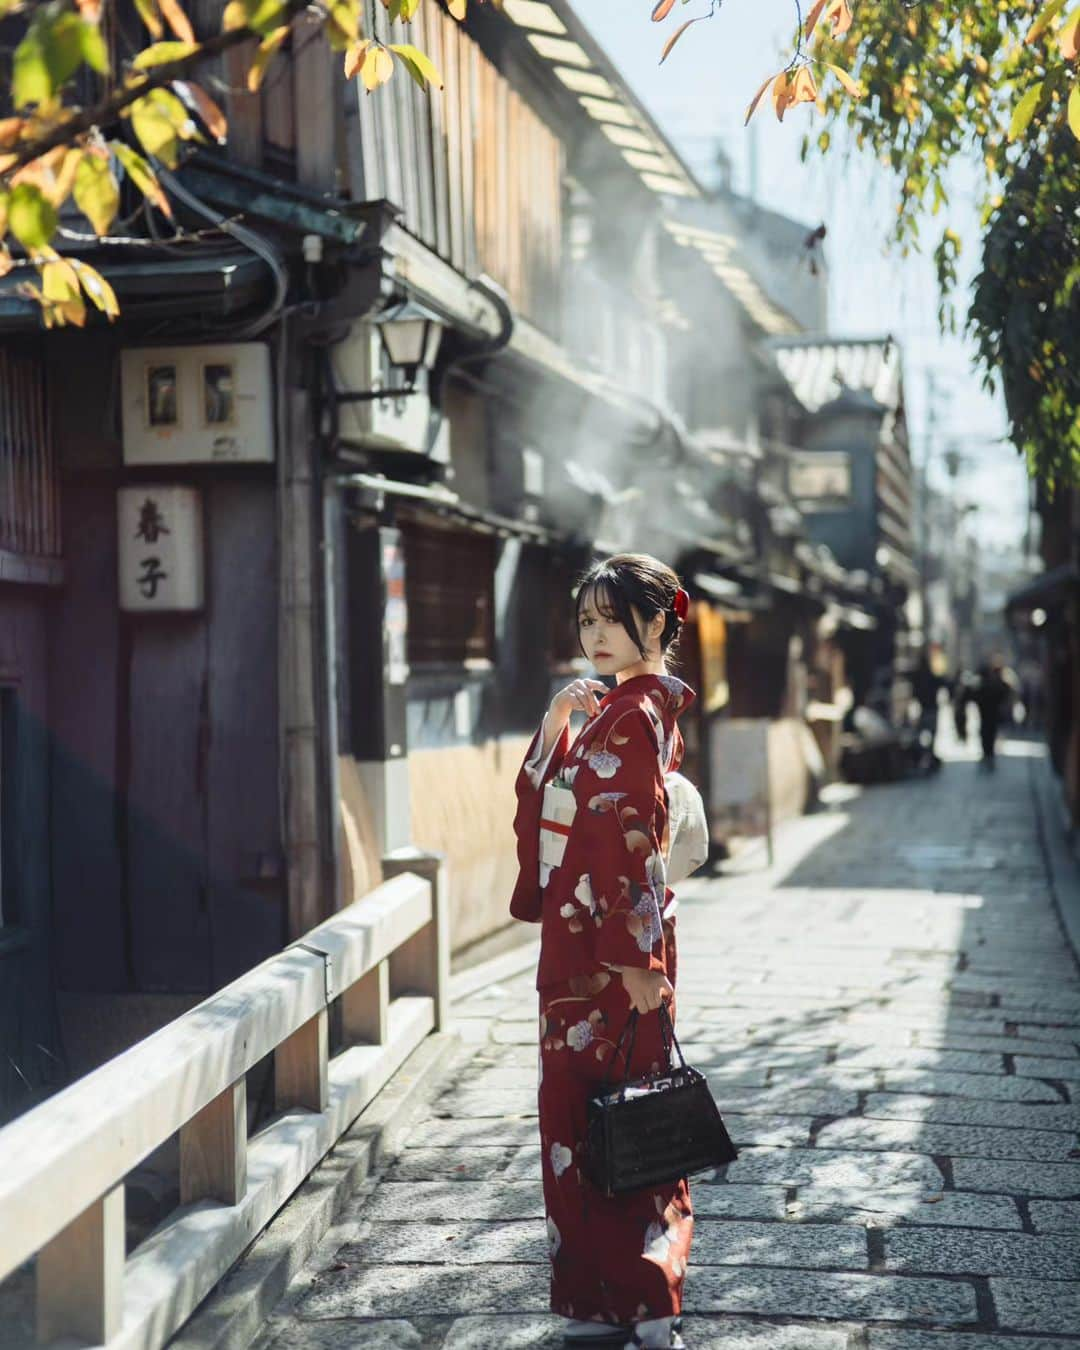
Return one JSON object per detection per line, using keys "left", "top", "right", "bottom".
{"left": 575, "top": 0, "right": 1033, "bottom": 555}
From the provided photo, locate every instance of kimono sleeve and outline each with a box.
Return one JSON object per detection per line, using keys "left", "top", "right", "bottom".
{"left": 508, "top": 715, "right": 571, "bottom": 923}
{"left": 583, "top": 708, "right": 667, "bottom": 973}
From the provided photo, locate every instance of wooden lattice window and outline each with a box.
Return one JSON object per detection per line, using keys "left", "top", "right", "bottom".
{"left": 0, "top": 349, "right": 60, "bottom": 560}
{"left": 400, "top": 517, "right": 495, "bottom": 666}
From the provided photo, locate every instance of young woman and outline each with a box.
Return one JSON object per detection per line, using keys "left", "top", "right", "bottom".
{"left": 509, "top": 553, "right": 698, "bottom": 1350}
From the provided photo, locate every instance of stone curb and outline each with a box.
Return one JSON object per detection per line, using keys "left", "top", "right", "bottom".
{"left": 450, "top": 936, "right": 539, "bottom": 1003}
{"left": 168, "top": 1031, "right": 460, "bottom": 1350}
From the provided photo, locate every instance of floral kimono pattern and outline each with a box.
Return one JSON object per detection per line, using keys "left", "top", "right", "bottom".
{"left": 510, "top": 673, "right": 698, "bottom": 1326}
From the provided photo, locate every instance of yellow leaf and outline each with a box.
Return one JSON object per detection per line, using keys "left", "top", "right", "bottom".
{"left": 360, "top": 44, "right": 394, "bottom": 91}
{"left": 1060, "top": 6, "right": 1080, "bottom": 59}
{"left": 1069, "top": 81, "right": 1080, "bottom": 139}
{"left": 129, "top": 86, "right": 196, "bottom": 166}
{"left": 73, "top": 149, "right": 119, "bottom": 234}
{"left": 824, "top": 61, "right": 864, "bottom": 98}
{"left": 745, "top": 70, "right": 776, "bottom": 125}
{"left": 824, "top": 0, "right": 852, "bottom": 37}
{"left": 651, "top": 0, "right": 676, "bottom": 19}
{"left": 1008, "top": 81, "right": 1042, "bottom": 142}
{"left": 132, "top": 40, "right": 197, "bottom": 69}
{"left": 325, "top": 0, "right": 360, "bottom": 50}
{"left": 773, "top": 71, "right": 795, "bottom": 121}
{"left": 447, "top": 0, "right": 465, "bottom": 16}
{"left": 388, "top": 42, "right": 443, "bottom": 89}
{"left": 659, "top": 17, "right": 698, "bottom": 65}
{"left": 134, "top": 0, "right": 164, "bottom": 39}
{"left": 69, "top": 256, "right": 120, "bottom": 318}
{"left": 112, "top": 141, "right": 173, "bottom": 218}
{"left": 344, "top": 37, "right": 372, "bottom": 80}
{"left": 52, "top": 146, "right": 82, "bottom": 205}
{"left": 177, "top": 80, "right": 228, "bottom": 142}
{"left": 0, "top": 245, "right": 12, "bottom": 278}
{"left": 157, "top": 0, "right": 195, "bottom": 44}
{"left": 791, "top": 65, "right": 818, "bottom": 105}
{"left": 803, "top": 0, "right": 827, "bottom": 40}
{"left": 250, "top": 25, "right": 290, "bottom": 89}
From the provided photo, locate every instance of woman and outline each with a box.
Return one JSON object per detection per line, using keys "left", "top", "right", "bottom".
{"left": 509, "top": 553, "right": 698, "bottom": 1350}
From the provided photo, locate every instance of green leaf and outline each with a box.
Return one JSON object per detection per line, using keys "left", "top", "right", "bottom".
{"left": 8, "top": 182, "right": 58, "bottom": 251}
{"left": 131, "top": 40, "right": 197, "bottom": 69}
{"left": 73, "top": 152, "right": 120, "bottom": 234}
{"left": 79, "top": 18, "right": 110, "bottom": 73}
{"left": 1008, "top": 82, "right": 1043, "bottom": 143}
{"left": 1026, "top": 0, "right": 1070, "bottom": 44}
{"left": 388, "top": 42, "right": 443, "bottom": 89}
{"left": 1069, "top": 81, "right": 1080, "bottom": 142}
{"left": 112, "top": 141, "right": 174, "bottom": 218}
{"left": 13, "top": 11, "right": 92, "bottom": 106}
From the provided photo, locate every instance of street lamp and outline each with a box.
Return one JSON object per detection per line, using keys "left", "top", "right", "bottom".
{"left": 376, "top": 297, "right": 445, "bottom": 393}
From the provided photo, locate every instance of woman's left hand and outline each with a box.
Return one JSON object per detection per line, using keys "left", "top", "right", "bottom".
{"left": 619, "top": 966, "right": 674, "bottom": 1015}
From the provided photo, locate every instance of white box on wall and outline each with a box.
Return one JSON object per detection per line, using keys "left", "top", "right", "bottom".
{"left": 120, "top": 343, "right": 274, "bottom": 464}
{"left": 118, "top": 486, "right": 204, "bottom": 612}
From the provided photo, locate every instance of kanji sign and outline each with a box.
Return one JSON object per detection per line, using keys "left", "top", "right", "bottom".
{"left": 118, "top": 486, "right": 204, "bottom": 612}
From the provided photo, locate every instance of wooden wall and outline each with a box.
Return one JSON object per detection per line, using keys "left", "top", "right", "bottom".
{"left": 0, "top": 589, "right": 60, "bottom": 1122}
{"left": 345, "top": 5, "right": 564, "bottom": 333}
{"left": 43, "top": 341, "right": 286, "bottom": 1007}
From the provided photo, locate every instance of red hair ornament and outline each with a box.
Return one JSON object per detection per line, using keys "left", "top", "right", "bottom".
{"left": 672, "top": 587, "right": 689, "bottom": 622}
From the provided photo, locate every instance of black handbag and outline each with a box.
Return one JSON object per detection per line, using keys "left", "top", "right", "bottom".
{"left": 585, "top": 1003, "right": 738, "bottom": 1197}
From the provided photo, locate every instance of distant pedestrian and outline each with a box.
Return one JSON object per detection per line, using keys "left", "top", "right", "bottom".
{"left": 973, "top": 656, "right": 1012, "bottom": 769}
{"left": 509, "top": 553, "right": 698, "bottom": 1350}
{"left": 911, "top": 650, "right": 946, "bottom": 768}
{"left": 952, "top": 672, "right": 972, "bottom": 744}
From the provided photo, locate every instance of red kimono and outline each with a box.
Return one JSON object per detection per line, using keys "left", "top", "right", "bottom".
{"left": 510, "top": 673, "right": 697, "bottom": 1328}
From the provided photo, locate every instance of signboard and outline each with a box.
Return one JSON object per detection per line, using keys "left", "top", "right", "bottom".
{"left": 121, "top": 343, "right": 274, "bottom": 464}
{"left": 708, "top": 717, "right": 773, "bottom": 862}
{"left": 789, "top": 451, "right": 852, "bottom": 508}
{"left": 383, "top": 537, "right": 409, "bottom": 685}
{"left": 118, "top": 486, "right": 204, "bottom": 612}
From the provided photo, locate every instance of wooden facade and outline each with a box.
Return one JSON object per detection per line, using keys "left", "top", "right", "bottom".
{"left": 0, "top": 349, "right": 60, "bottom": 562}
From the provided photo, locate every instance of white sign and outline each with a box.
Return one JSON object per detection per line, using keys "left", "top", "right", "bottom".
{"left": 708, "top": 718, "right": 773, "bottom": 854}
{"left": 118, "top": 486, "right": 204, "bottom": 612}
{"left": 789, "top": 451, "right": 852, "bottom": 506}
{"left": 121, "top": 343, "right": 274, "bottom": 464}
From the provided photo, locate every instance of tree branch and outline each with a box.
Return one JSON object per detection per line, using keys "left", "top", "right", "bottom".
{"left": 2, "top": 0, "right": 318, "bottom": 181}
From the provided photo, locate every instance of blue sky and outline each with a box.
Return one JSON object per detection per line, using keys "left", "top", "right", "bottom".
{"left": 575, "top": 0, "right": 1032, "bottom": 553}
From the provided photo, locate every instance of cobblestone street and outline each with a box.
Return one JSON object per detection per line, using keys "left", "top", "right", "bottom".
{"left": 253, "top": 735, "right": 1080, "bottom": 1350}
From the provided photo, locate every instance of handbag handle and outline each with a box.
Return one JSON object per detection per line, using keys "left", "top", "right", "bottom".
{"left": 604, "top": 998, "right": 685, "bottom": 1100}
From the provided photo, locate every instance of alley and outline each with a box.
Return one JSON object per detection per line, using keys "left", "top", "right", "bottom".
{"left": 252, "top": 734, "right": 1080, "bottom": 1350}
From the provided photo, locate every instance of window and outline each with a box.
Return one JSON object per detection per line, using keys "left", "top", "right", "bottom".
{"left": 400, "top": 517, "right": 496, "bottom": 666}
{"left": 0, "top": 689, "right": 15, "bottom": 928}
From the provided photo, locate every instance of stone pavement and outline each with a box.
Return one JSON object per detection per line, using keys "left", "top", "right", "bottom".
{"left": 253, "top": 733, "right": 1080, "bottom": 1350}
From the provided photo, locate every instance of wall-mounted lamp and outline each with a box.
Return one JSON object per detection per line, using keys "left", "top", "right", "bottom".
{"left": 377, "top": 297, "right": 445, "bottom": 391}
{"left": 332, "top": 295, "right": 446, "bottom": 405}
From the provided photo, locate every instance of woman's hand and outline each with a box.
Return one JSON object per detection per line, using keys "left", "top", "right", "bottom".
{"left": 618, "top": 966, "right": 674, "bottom": 1015}
{"left": 549, "top": 678, "right": 608, "bottom": 725}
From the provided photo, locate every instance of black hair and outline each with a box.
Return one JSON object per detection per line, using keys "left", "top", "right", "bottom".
{"left": 573, "top": 553, "right": 684, "bottom": 666}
